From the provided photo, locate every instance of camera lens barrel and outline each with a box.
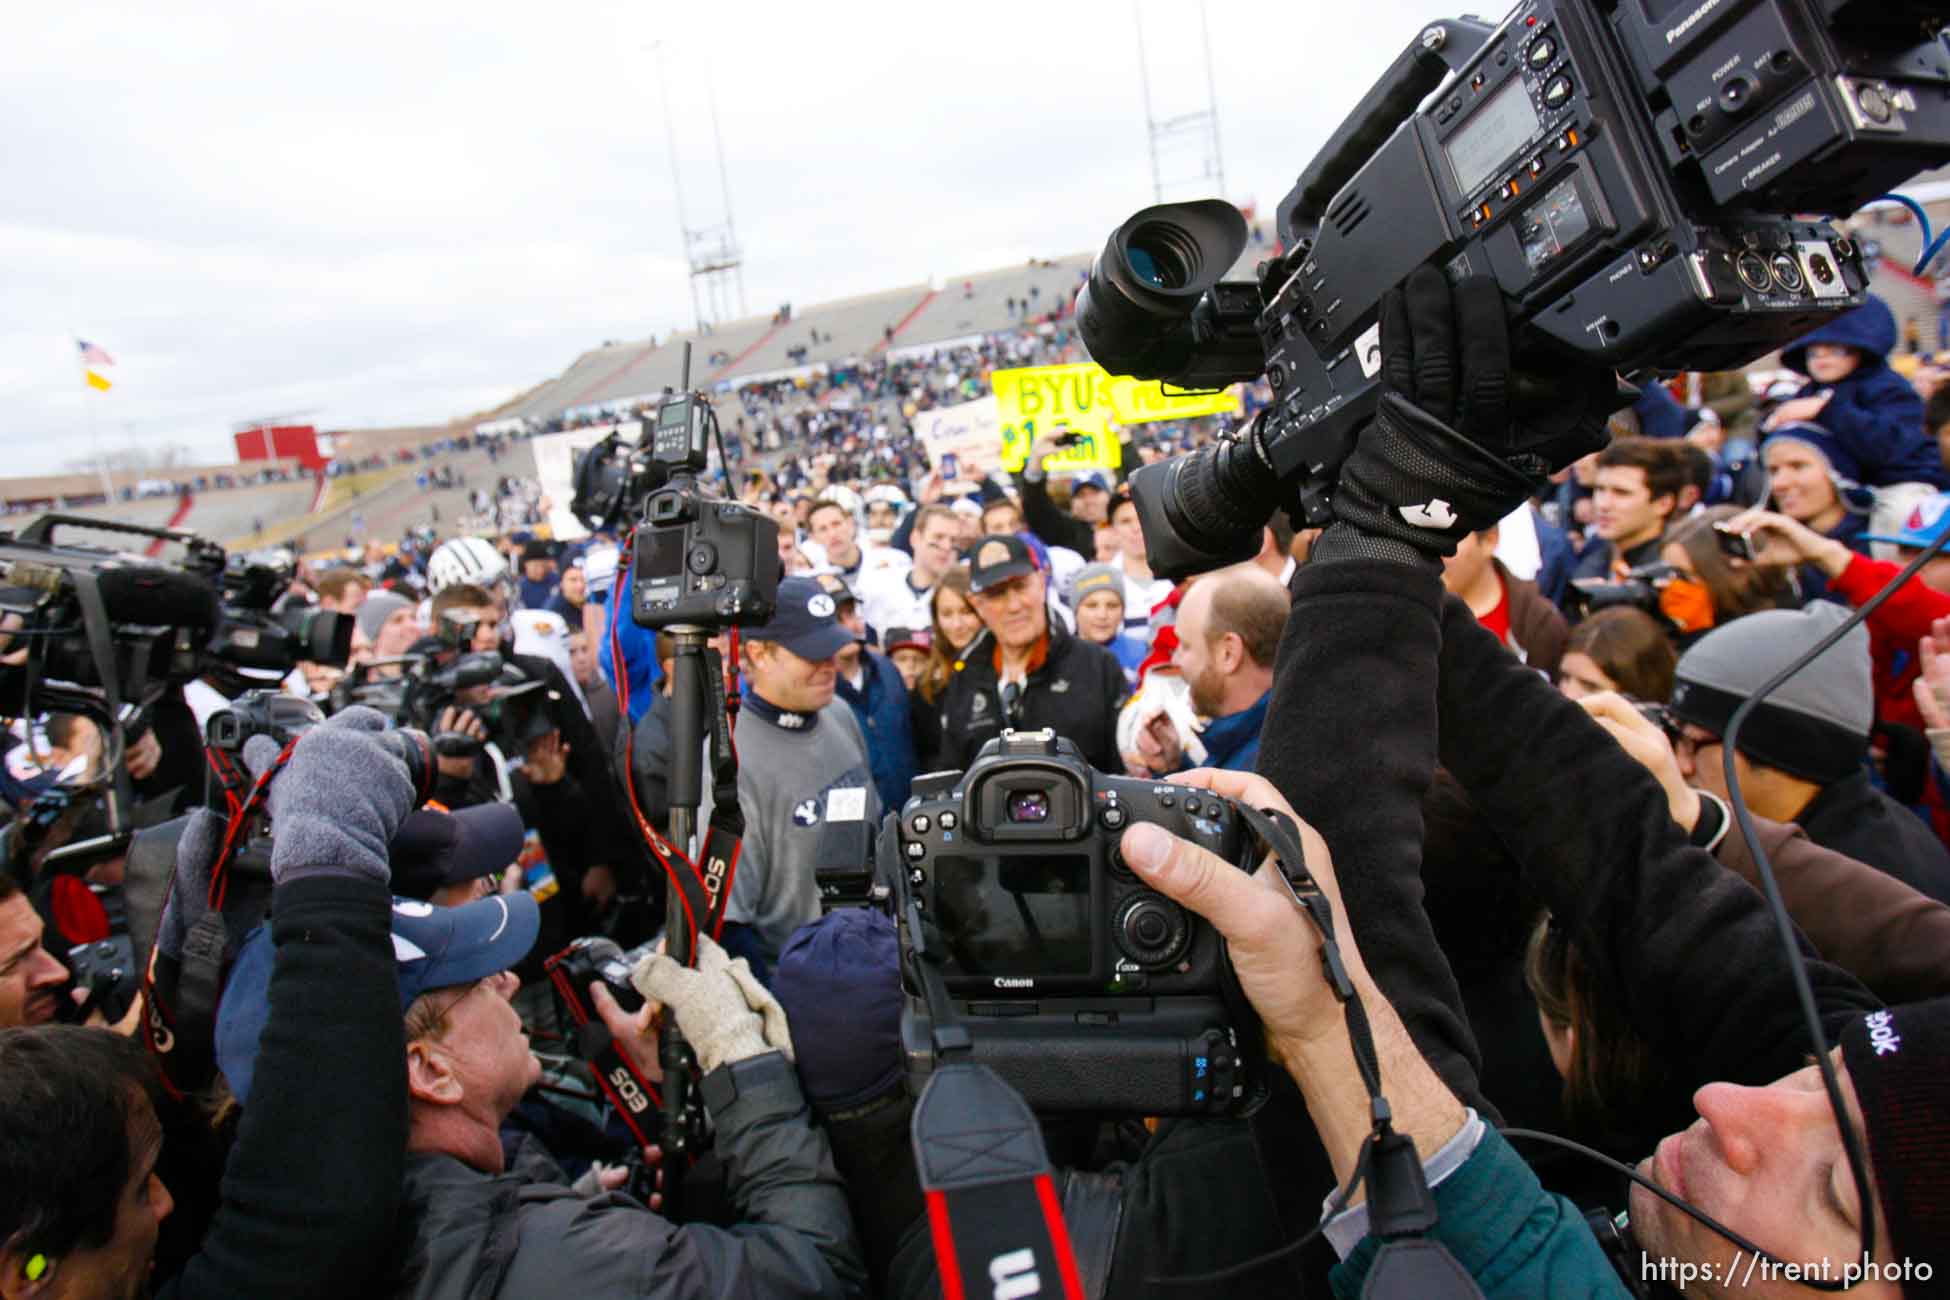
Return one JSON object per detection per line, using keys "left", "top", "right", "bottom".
{"left": 1128, "top": 432, "right": 1285, "bottom": 580}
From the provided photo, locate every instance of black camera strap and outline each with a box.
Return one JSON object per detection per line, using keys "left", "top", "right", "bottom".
{"left": 1226, "top": 801, "right": 1483, "bottom": 1300}
{"left": 900, "top": 897, "right": 1087, "bottom": 1298}
{"left": 692, "top": 644, "right": 743, "bottom": 936}
{"left": 912, "top": 1064, "right": 1085, "bottom": 1300}
{"left": 61, "top": 569, "right": 137, "bottom": 834}
{"left": 543, "top": 953, "right": 664, "bottom": 1154}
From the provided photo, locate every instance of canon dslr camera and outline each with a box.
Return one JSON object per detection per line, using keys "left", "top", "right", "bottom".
{"left": 892, "top": 731, "right": 1260, "bottom": 1116}
{"left": 630, "top": 390, "right": 779, "bottom": 630}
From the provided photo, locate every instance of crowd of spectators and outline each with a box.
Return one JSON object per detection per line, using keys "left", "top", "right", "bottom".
{"left": 5, "top": 287, "right": 1950, "bottom": 1299}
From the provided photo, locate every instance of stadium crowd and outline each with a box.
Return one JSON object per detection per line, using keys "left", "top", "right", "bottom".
{"left": 3, "top": 284, "right": 1950, "bottom": 1300}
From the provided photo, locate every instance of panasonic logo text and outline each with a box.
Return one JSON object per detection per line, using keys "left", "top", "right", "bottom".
{"left": 1665, "top": 0, "right": 1722, "bottom": 45}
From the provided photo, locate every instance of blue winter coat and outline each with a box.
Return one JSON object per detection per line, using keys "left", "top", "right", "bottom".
{"left": 596, "top": 568, "right": 662, "bottom": 727}
{"left": 1780, "top": 297, "right": 1945, "bottom": 488}
{"left": 1632, "top": 382, "right": 1688, "bottom": 439}
{"left": 836, "top": 649, "right": 917, "bottom": 811}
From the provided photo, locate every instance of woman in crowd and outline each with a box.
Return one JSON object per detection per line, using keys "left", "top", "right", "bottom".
{"left": 925, "top": 568, "right": 981, "bottom": 667}
{"left": 1761, "top": 424, "right": 1883, "bottom": 599}
{"left": 1554, "top": 606, "right": 1677, "bottom": 704}
{"left": 1655, "top": 505, "right": 1797, "bottom": 638}
{"left": 911, "top": 568, "right": 979, "bottom": 772}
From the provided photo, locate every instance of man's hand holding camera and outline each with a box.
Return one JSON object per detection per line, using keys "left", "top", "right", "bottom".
{"left": 587, "top": 934, "right": 794, "bottom": 1081}
{"left": 1321, "top": 267, "right": 1619, "bottom": 568}
{"left": 433, "top": 705, "right": 488, "bottom": 781}
{"left": 1119, "top": 769, "right": 1469, "bottom": 1184}
{"left": 1577, "top": 691, "right": 1702, "bottom": 834}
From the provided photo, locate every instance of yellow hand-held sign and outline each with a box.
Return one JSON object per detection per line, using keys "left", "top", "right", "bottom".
{"left": 990, "top": 363, "right": 1239, "bottom": 472}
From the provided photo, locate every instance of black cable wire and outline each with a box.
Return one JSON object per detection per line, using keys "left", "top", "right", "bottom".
{"left": 1712, "top": 525, "right": 1950, "bottom": 1280}
{"left": 1501, "top": 1128, "right": 1854, "bottom": 1290}
{"left": 707, "top": 404, "right": 739, "bottom": 489}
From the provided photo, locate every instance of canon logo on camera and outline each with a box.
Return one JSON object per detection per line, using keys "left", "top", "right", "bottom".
{"left": 993, "top": 977, "right": 1035, "bottom": 989}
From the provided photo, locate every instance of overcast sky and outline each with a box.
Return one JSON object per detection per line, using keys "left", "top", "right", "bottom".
{"left": 1, "top": 0, "right": 1458, "bottom": 475}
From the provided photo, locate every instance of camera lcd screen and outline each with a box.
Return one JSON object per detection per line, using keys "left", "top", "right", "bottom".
{"left": 636, "top": 526, "right": 686, "bottom": 582}
{"left": 933, "top": 853, "right": 1092, "bottom": 976}
{"left": 1517, "top": 176, "right": 1593, "bottom": 271}
{"left": 1444, "top": 78, "right": 1541, "bottom": 197}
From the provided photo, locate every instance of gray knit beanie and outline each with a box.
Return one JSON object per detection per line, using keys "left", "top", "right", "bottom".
{"left": 1068, "top": 563, "right": 1126, "bottom": 608}
{"left": 1669, "top": 602, "right": 1871, "bottom": 784}
{"left": 356, "top": 591, "right": 413, "bottom": 643}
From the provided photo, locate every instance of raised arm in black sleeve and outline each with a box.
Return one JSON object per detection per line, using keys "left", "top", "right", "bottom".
{"left": 518, "top": 652, "right": 651, "bottom": 898}
{"left": 1430, "top": 592, "right": 1880, "bottom": 1087}
{"left": 162, "top": 876, "right": 405, "bottom": 1299}
{"left": 1256, "top": 558, "right": 1492, "bottom": 1118}
{"left": 1018, "top": 472, "right": 1093, "bottom": 555}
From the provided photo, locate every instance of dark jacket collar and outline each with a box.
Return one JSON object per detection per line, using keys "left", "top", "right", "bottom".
{"left": 741, "top": 688, "right": 822, "bottom": 732}
{"left": 1202, "top": 690, "right": 1270, "bottom": 769}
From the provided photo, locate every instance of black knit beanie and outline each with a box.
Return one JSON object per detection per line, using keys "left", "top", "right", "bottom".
{"left": 1839, "top": 997, "right": 1950, "bottom": 1297}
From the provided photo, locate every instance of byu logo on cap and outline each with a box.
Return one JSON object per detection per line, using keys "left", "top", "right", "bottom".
{"left": 808, "top": 593, "right": 836, "bottom": 618}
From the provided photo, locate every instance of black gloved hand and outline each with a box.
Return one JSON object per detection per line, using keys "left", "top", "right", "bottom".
{"left": 1317, "top": 266, "right": 1620, "bottom": 567}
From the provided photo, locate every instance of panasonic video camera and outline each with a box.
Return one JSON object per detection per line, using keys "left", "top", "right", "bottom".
{"left": 892, "top": 731, "right": 1259, "bottom": 1116}
{"left": 1077, "top": 0, "right": 1950, "bottom": 577}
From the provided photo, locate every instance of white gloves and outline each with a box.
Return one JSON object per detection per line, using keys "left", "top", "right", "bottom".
{"left": 631, "top": 934, "right": 794, "bottom": 1074}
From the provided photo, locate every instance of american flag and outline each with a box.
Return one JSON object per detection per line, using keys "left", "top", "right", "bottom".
{"left": 76, "top": 339, "right": 115, "bottom": 367}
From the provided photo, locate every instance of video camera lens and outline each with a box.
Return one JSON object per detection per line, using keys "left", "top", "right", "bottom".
{"left": 1077, "top": 200, "right": 1249, "bottom": 380}
{"left": 1124, "top": 223, "right": 1207, "bottom": 292}
{"left": 1006, "top": 790, "right": 1051, "bottom": 824}
{"left": 279, "top": 605, "right": 354, "bottom": 667}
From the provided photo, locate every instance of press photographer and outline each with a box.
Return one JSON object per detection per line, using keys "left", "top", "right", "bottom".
{"left": 0, "top": 708, "right": 425, "bottom": 1297}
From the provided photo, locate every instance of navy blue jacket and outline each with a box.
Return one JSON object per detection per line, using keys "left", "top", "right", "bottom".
{"left": 1781, "top": 297, "right": 1945, "bottom": 488}
{"left": 837, "top": 649, "right": 917, "bottom": 811}
{"left": 1632, "top": 382, "right": 1688, "bottom": 439}
{"left": 1203, "top": 690, "right": 1270, "bottom": 773}
{"left": 1530, "top": 508, "right": 1576, "bottom": 609}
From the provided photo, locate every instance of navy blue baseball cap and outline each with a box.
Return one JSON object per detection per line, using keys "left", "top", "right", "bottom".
{"left": 216, "top": 891, "right": 538, "bottom": 1104}
{"left": 774, "top": 908, "right": 903, "bottom": 1109}
{"left": 389, "top": 803, "right": 525, "bottom": 902}
{"left": 964, "top": 533, "right": 1039, "bottom": 594}
{"left": 746, "top": 576, "right": 855, "bottom": 662}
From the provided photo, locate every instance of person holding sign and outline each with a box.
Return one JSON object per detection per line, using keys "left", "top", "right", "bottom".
{"left": 1016, "top": 431, "right": 1133, "bottom": 557}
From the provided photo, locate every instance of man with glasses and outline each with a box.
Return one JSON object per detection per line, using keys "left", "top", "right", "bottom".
{"left": 216, "top": 890, "right": 863, "bottom": 1299}
{"left": 1667, "top": 601, "right": 1950, "bottom": 904}
{"left": 931, "top": 534, "right": 1127, "bottom": 772}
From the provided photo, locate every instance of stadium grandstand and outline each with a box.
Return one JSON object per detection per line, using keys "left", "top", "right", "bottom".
{"left": 8, "top": 188, "right": 1948, "bottom": 553}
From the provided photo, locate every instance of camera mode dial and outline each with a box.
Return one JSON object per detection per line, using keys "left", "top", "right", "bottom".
{"left": 1114, "top": 891, "right": 1192, "bottom": 968}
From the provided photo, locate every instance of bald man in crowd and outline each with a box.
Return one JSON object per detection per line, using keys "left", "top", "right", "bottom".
{"left": 1130, "top": 565, "right": 1288, "bottom": 774}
